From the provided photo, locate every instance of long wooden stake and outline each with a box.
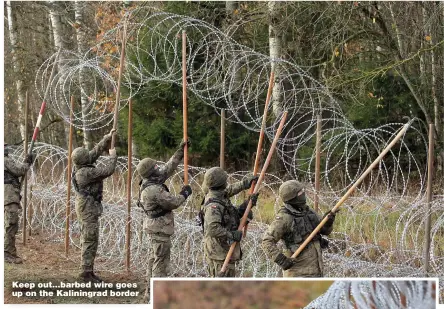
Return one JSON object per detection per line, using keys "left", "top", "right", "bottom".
{"left": 291, "top": 120, "right": 413, "bottom": 259}
{"left": 28, "top": 185, "right": 33, "bottom": 236}
{"left": 423, "top": 123, "right": 435, "bottom": 275}
{"left": 182, "top": 30, "right": 189, "bottom": 185}
{"left": 22, "top": 91, "right": 29, "bottom": 245}
{"left": 220, "top": 108, "right": 225, "bottom": 169}
{"left": 125, "top": 99, "right": 133, "bottom": 272}
{"left": 220, "top": 111, "right": 288, "bottom": 273}
{"left": 65, "top": 96, "right": 74, "bottom": 256}
{"left": 110, "top": 22, "right": 127, "bottom": 149}
{"left": 314, "top": 114, "right": 322, "bottom": 212}
{"left": 243, "top": 71, "right": 275, "bottom": 237}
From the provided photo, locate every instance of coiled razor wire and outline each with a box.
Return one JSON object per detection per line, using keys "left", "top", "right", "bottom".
{"left": 304, "top": 280, "right": 436, "bottom": 309}
{"left": 24, "top": 8, "right": 442, "bottom": 300}
{"left": 6, "top": 144, "right": 444, "bottom": 302}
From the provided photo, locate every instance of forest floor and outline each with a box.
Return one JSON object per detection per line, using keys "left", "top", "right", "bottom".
{"left": 4, "top": 231, "right": 146, "bottom": 304}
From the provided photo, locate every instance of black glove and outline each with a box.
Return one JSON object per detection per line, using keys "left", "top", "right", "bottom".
{"left": 179, "top": 185, "right": 192, "bottom": 199}
{"left": 323, "top": 209, "right": 338, "bottom": 227}
{"left": 180, "top": 138, "right": 191, "bottom": 149}
{"left": 227, "top": 230, "right": 243, "bottom": 243}
{"left": 25, "top": 153, "right": 35, "bottom": 164}
{"left": 249, "top": 192, "right": 259, "bottom": 207}
{"left": 244, "top": 175, "right": 259, "bottom": 189}
{"left": 274, "top": 253, "right": 294, "bottom": 271}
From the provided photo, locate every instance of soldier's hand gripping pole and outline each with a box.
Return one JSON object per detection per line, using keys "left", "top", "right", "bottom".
{"left": 28, "top": 48, "right": 61, "bottom": 156}
{"left": 291, "top": 119, "right": 414, "bottom": 259}
{"left": 110, "top": 21, "right": 127, "bottom": 149}
{"left": 219, "top": 111, "right": 288, "bottom": 275}
{"left": 243, "top": 71, "right": 275, "bottom": 237}
{"left": 182, "top": 30, "right": 189, "bottom": 185}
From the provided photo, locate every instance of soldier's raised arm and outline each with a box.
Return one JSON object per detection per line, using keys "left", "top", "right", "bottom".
{"left": 225, "top": 174, "right": 258, "bottom": 197}
{"left": 155, "top": 185, "right": 191, "bottom": 211}
{"left": 85, "top": 148, "right": 117, "bottom": 181}
{"left": 163, "top": 140, "right": 188, "bottom": 178}
{"left": 88, "top": 129, "right": 115, "bottom": 163}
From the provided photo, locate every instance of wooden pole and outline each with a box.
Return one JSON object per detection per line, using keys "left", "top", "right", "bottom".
{"left": 220, "top": 108, "right": 225, "bottom": 169}
{"left": 314, "top": 114, "right": 322, "bottom": 212}
{"left": 65, "top": 96, "right": 74, "bottom": 256}
{"left": 22, "top": 91, "right": 29, "bottom": 245}
{"left": 291, "top": 120, "right": 413, "bottom": 259}
{"left": 28, "top": 185, "right": 33, "bottom": 236}
{"left": 110, "top": 22, "right": 127, "bottom": 149}
{"left": 220, "top": 111, "right": 288, "bottom": 274}
{"left": 125, "top": 99, "right": 133, "bottom": 272}
{"left": 243, "top": 71, "right": 275, "bottom": 237}
{"left": 182, "top": 30, "right": 189, "bottom": 185}
{"left": 423, "top": 123, "right": 435, "bottom": 275}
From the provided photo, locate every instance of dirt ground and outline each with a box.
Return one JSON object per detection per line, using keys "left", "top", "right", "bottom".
{"left": 4, "top": 231, "right": 146, "bottom": 304}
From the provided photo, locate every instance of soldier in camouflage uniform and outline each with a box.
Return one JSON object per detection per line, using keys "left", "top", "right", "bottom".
{"left": 137, "top": 140, "right": 192, "bottom": 302}
{"left": 72, "top": 129, "right": 117, "bottom": 282}
{"left": 4, "top": 145, "right": 34, "bottom": 264}
{"left": 202, "top": 167, "right": 259, "bottom": 277}
{"left": 262, "top": 180, "right": 336, "bottom": 277}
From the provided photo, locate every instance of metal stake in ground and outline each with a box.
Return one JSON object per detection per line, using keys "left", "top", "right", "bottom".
{"left": 182, "top": 30, "right": 189, "bottom": 185}
{"left": 220, "top": 111, "right": 288, "bottom": 274}
{"left": 220, "top": 108, "right": 225, "bottom": 169}
{"left": 65, "top": 96, "right": 75, "bottom": 256}
{"left": 22, "top": 90, "right": 29, "bottom": 245}
{"left": 291, "top": 119, "right": 414, "bottom": 259}
{"left": 314, "top": 114, "right": 322, "bottom": 212}
{"left": 126, "top": 99, "right": 133, "bottom": 272}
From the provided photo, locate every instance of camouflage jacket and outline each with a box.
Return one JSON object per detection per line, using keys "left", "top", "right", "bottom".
{"left": 262, "top": 204, "right": 333, "bottom": 275}
{"left": 202, "top": 179, "right": 251, "bottom": 261}
{"left": 4, "top": 156, "right": 30, "bottom": 206}
{"left": 73, "top": 136, "right": 117, "bottom": 216}
{"left": 140, "top": 148, "right": 185, "bottom": 240}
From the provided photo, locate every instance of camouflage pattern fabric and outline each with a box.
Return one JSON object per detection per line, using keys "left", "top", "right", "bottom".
{"left": 203, "top": 177, "right": 253, "bottom": 274}
{"left": 262, "top": 204, "right": 333, "bottom": 277}
{"left": 145, "top": 237, "right": 171, "bottom": 290}
{"left": 73, "top": 134, "right": 117, "bottom": 271}
{"left": 4, "top": 156, "right": 29, "bottom": 256}
{"left": 205, "top": 256, "right": 236, "bottom": 277}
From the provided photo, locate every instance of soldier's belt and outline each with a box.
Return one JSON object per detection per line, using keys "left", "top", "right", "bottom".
{"left": 146, "top": 209, "right": 171, "bottom": 219}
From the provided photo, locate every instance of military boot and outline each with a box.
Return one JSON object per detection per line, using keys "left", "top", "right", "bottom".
{"left": 79, "top": 271, "right": 96, "bottom": 282}
{"left": 91, "top": 272, "right": 103, "bottom": 283}
{"left": 5, "top": 252, "right": 23, "bottom": 264}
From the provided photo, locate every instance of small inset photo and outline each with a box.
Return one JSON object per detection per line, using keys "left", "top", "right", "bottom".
{"left": 152, "top": 278, "right": 437, "bottom": 309}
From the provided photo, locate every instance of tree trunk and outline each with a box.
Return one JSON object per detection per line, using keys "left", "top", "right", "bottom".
{"left": 74, "top": 0, "right": 93, "bottom": 150}
{"left": 268, "top": 0, "right": 283, "bottom": 117}
{"left": 6, "top": 1, "right": 26, "bottom": 142}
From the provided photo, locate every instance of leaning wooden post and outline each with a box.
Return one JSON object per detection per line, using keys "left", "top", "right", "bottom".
{"left": 243, "top": 71, "right": 275, "bottom": 237}
{"left": 423, "top": 123, "right": 435, "bottom": 275}
{"left": 28, "top": 184, "right": 33, "bottom": 236}
{"left": 125, "top": 99, "right": 133, "bottom": 272}
{"left": 314, "top": 114, "right": 322, "bottom": 212}
{"left": 22, "top": 91, "right": 30, "bottom": 245}
{"left": 220, "top": 111, "right": 288, "bottom": 274}
{"left": 65, "top": 96, "right": 74, "bottom": 256}
{"left": 182, "top": 30, "right": 189, "bottom": 185}
{"left": 110, "top": 21, "right": 127, "bottom": 149}
{"left": 220, "top": 108, "right": 225, "bottom": 169}
{"left": 291, "top": 120, "right": 413, "bottom": 259}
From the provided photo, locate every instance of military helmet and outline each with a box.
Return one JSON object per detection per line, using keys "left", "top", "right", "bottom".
{"left": 137, "top": 158, "right": 157, "bottom": 178}
{"left": 279, "top": 180, "right": 304, "bottom": 202}
{"left": 72, "top": 147, "right": 90, "bottom": 166}
{"left": 204, "top": 167, "right": 228, "bottom": 189}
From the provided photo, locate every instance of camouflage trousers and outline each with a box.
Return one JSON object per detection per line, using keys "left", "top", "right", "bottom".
{"left": 76, "top": 201, "right": 101, "bottom": 272}
{"left": 206, "top": 257, "right": 236, "bottom": 277}
{"left": 4, "top": 203, "right": 21, "bottom": 256}
{"left": 145, "top": 236, "right": 171, "bottom": 292}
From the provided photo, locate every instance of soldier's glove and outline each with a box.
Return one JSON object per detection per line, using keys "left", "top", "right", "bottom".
{"left": 25, "top": 153, "right": 36, "bottom": 164}
{"left": 179, "top": 138, "right": 191, "bottom": 149}
{"left": 109, "top": 148, "right": 117, "bottom": 157}
{"left": 217, "top": 270, "right": 229, "bottom": 277}
{"left": 179, "top": 185, "right": 192, "bottom": 199}
{"left": 274, "top": 253, "right": 294, "bottom": 271}
{"left": 237, "top": 193, "right": 258, "bottom": 221}
{"left": 227, "top": 230, "right": 243, "bottom": 244}
{"left": 323, "top": 209, "right": 338, "bottom": 227}
{"left": 243, "top": 175, "right": 259, "bottom": 189}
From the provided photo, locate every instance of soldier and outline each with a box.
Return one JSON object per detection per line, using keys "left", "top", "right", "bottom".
{"left": 137, "top": 140, "right": 192, "bottom": 302}
{"left": 72, "top": 129, "right": 117, "bottom": 282}
{"left": 4, "top": 145, "right": 34, "bottom": 264}
{"left": 262, "top": 180, "right": 336, "bottom": 277}
{"left": 202, "top": 167, "right": 258, "bottom": 277}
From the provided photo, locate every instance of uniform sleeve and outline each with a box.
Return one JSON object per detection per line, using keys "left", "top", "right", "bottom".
{"left": 163, "top": 147, "right": 184, "bottom": 178}
{"left": 204, "top": 204, "right": 230, "bottom": 238}
{"left": 262, "top": 215, "right": 289, "bottom": 261}
{"left": 225, "top": 180, "right": 248, "bottom": 198}
{"left": 5, "top": 157, "right": 30, "bottom": 177}
{"left": 155, "top": 190, "right": 186, "bottom": 211}
{"left": 86, "top": 156, "right": 117, "bottom": 181}
{"left": 88, "top": 134, "right": 112, "bottom": 163}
